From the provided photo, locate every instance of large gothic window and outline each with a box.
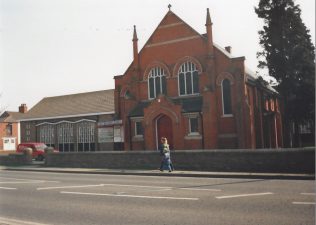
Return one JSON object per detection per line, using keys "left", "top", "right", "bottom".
{"left": 222, "top": 79, "right": 232, "bottom": 115}
{"left": 148, "top": 67, "right": 166, "bottom": 99}
{"left": 178, "top": 61, "right": 199, "bottom": 96}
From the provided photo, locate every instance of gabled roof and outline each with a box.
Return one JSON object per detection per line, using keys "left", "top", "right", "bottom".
{"left": 20, "top": 90, "right": 114, "bottom": 121}
{"left": 143, "top": 9, "right": 204, "bottom": 48}
{"left": 123, "top": 9, "right": 206, "bottom": 74}
{"left": 125, "top": 9, "right": 256, "bottom": 79}
{"left": 0, "top": 111, "right": 28, "bottom": 123}
{"left": 124, "top": 9, "right": 277, "bottom": 94}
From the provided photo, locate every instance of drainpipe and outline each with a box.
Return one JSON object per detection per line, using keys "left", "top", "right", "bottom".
{"left": 128, "top": 117, "right": 132, "bottom": 150}
{"left": 200, "top": 112, "right": 205, "bottom": 149}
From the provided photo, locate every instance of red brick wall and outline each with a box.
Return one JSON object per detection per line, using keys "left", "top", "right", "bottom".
{"left": 114, "top": 10, "right": 282, "bottom": 150}
{"left": 0, "top": 122, "right": 19, "bottom": 150}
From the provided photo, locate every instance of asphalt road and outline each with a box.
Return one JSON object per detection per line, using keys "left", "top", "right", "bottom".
{"left": 0, "top": 170, "right": 314, "bottom": 225}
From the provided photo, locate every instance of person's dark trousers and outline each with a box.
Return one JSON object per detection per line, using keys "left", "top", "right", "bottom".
{"left": 170, "top": 162, "right": 174, "bottom": 171}
{"left": 159, "top": 160, "right": 163, "bottom": 171}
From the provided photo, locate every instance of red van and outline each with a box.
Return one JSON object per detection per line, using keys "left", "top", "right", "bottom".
{"left": 16, "top": 143, "right": 55, "bottom": 161}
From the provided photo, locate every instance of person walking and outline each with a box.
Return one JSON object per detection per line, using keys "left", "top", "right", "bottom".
{"left": 158, "top": 137, "right": 174, "bottom": 172}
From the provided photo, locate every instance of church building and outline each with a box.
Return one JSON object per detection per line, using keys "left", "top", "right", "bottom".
{"left": 114, "top": 7, "right": 283, "bottom": 150}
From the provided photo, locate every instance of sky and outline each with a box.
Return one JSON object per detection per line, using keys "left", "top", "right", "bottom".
{"left": 0, "top": 0, "right": 315, "bottom": 112}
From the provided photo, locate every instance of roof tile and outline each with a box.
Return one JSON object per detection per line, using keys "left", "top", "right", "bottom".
{"left": 21, "top": 90, "right": 114, "bottom": 120}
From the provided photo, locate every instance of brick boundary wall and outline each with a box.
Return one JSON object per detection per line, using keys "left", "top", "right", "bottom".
{"left": 0, "top": 153, "right": 32, "bottom": 166}
{"left": 45, "top": 148, "right": 315, "bottom": 174}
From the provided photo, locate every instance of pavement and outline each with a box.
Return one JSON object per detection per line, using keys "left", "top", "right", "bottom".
{"left": 0, "top": 163, "right": 314, "bottom": 180}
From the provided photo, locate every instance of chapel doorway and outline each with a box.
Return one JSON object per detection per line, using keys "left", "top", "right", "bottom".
{"left": 156, "top": 115, "right": 173, "bottom": 150}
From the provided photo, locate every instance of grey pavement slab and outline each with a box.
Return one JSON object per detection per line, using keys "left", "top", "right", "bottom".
{"left": 0, "top": 165, "right": 314, "bottom": 180}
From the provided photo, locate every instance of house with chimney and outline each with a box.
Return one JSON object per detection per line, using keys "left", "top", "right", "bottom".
{"left": 0, "top": 104, "right": 28, "bottom": 151}
{"left": 18, "top": 90, "right": 120, "bottom": 152}
{"left": 114, "top": 7, "right": 283, "bottom": 150}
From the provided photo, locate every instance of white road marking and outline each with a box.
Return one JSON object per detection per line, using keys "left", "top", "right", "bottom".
{"left": 0, "top": 176, "right": 29, "bottom": 180}
{"left": 61, "top": 191, "right": 199, "bottom": 201}
{"left": 0, "top": 181, "right": 52, "bottom": 184}
{"left": 38, "top": 183, "right": 222, "bottom": 192}
{"left": 101, "top": 183, "right": 173, "bottom": 189}
{"left": 0, "top": 177, "right": 60, "bottom": 184}
{"left": 216, "top": 192, "right": 273, "bottom": 199}
{"left": 293, "top": 202, "right": 315, "bottom": 205}
{"left": 180, "top": 188, "right": 221, "bottom": 192}
{"left": 0, "top": 186, "right": 17, "bottom": 190}
{"left": 37, "top": 184, "right": 105, "bottom": 190}
{"left": 0, "top": 216, "right": 51, "bottom": 225}
{"left": 100, "top": 183, "right": 221, "bottom": 192}
{"left": 301, "top": 193, "right": 315, "bottom": 195}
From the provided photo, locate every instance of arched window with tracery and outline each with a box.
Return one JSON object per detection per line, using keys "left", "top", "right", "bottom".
{"left": 222, "top": 79, "right": 232, "bottom": 115}
{"left": 148, "top": 67, "right": 166, "bottom": 99}
{"left": 178, "top": 61, "right": 199, "bottom": 96}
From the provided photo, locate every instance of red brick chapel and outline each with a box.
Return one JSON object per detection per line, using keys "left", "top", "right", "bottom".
{"left": 114, "top": 7, "right": 283, "bottom": 150}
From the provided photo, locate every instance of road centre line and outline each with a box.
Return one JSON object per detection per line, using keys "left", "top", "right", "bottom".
{"left": 61, "top": 191, "right": 199, "bottom": 201}
{"left": 101, "top": 183, "right": 173, "bottom": 189}
{"left": 38, "top": 183, "right": 222, "bottom": 192}
{"left": 37, "top": 184, "right": 105, "bottom": 190}
{"left": 37, "top": 183, "right": 172, "bottom": 190}
{"left": 216, "top": 192, "right": 273, "bottom": 199}
{"left": 101, "top": 183, "right": 221, "bottom": 192}
{"left": 292, "top": 202, "right": 315, "bottom": 205}
{"left": 0, "top": 177, "right": 60, "bottom": 183}
{"left": 180, "top": 188, "right": 221, "bottom": 192}
{"left": 301, "top": 193, "right": 315, "bottom": 195}
{"left": 0, "top": 176, "right": 46, "bottom": 181}
{"left": 0, "top": 176, "right": 37, "bottom": 180}
{"left": 0, "top": 216, "right": 51, "bottom": 225}
{"left": 0, "top": 181, "right": 58, "bottom": 184}
{"left": 0, "top": 186, "right": 17, "bottom": 190}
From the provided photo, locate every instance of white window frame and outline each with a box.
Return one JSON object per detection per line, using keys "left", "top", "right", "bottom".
{"left": 77, "top": 120, "right": 95, "bottom": 152}
{"left": 183, "top": 113, "right": 201, "bottom": 139}
{"left": 148, "top": 67, "right": 166, "bottom": 99}
{"left": 39, "top": 124, "right": 54, "bottom": 147}
{"left": 135, "top": 121, "right": 143, "bottom": 136}
{"left": 221, "top": 79, "right": 233, "bottom": 117}
{"left": 57, "top": 122, "right": 74, "bottom": 152}
{"left": 6, "top": 123, "right": 13, "bottom": 136}
{"left": 178, "top": 61, "right": 199, "bottom": 96}
{"left": 131, "top": 117, "right": 144, "bottom": 141}
{"left": 189, "top": 117, "right": 199, "bottom": 135}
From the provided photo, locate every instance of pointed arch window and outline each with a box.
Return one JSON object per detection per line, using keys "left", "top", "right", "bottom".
{"left": 222, "top": 79, "right": 232, "bottom": 115}
{"left": 148, "top": 67, "right": 166, "bottom": 99}
{"left": 178, "top": 61, "right": 199, "bottom": 96}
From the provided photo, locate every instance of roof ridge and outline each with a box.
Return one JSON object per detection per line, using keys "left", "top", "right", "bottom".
{"left": 42, "top": 89, "right": 114, "bottom": 99}
{"left": 123, "top": 8, "right": 205, "bottom": 75}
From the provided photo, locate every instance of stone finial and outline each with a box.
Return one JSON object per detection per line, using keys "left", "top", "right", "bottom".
{"left": 168, "top": 4, "right": 172, "bottom": 11}
{"left": 133, "top": 25, "right": 138, "bottom": 41}
{"left": 206, "top": 8, "right": 212, "bottom": 26}
{"left": 132, "top": 25, "right": 139, "bottom": 69}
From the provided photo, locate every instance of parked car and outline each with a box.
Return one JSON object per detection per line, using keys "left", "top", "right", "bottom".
{"left": 16, "top": 142, "right": 57, "bottom": 161}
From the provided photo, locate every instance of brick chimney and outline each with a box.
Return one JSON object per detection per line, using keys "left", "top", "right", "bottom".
{"left": 225, "top": 46, "right": 231, "bottom": 53}
{"left": 19, "top": 104, "right": 27, "bottom": 113}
